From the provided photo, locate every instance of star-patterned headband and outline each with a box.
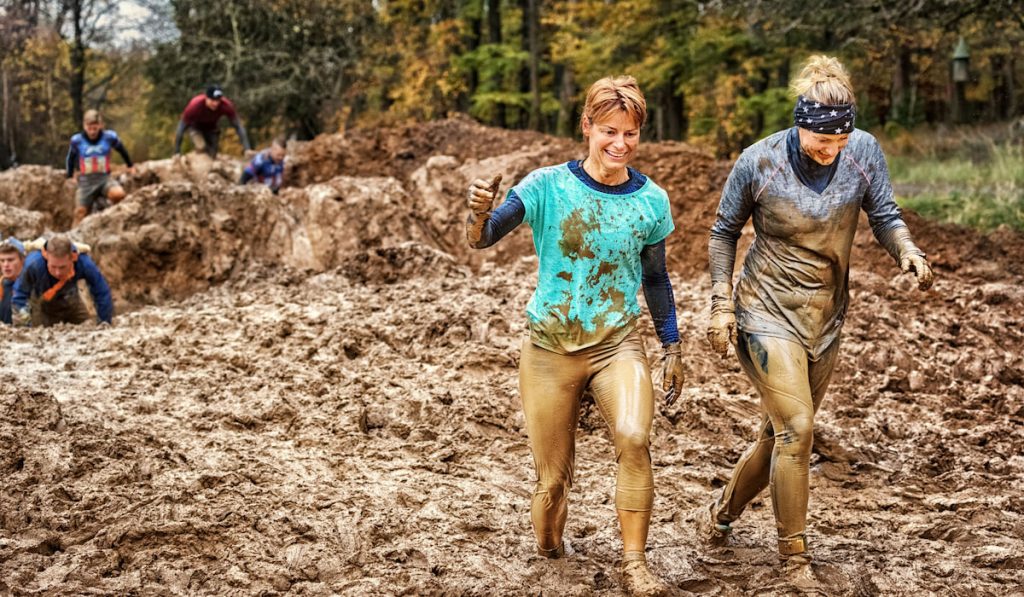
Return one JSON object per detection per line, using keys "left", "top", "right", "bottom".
{"left": 793, "top": 95, "right": 856, "bottom": 134}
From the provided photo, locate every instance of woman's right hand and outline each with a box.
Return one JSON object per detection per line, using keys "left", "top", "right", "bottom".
{"left": 707, "top": 307, "right": 738, "bottom": 357}
{"left": 467, "top": 174, "right": 502, "bottom": 214}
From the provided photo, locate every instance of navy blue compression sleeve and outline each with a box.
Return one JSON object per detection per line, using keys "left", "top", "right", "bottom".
{"left": 66, "top": 144, "right": 79, "bottom": 177}
{"left": 473, "top": 191, "right": 525, "bottom": 248}
{"left": 640, "top": 240, "right": 680, "bottom": 346}
{"left": 112, "top": 138, "right": 133, "bottom": 168}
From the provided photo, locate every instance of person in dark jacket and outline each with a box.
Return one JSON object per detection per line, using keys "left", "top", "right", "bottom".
{"left": 173, "top": 85, "right": 251, "bottom": 158}
{"left": 0, "top": 237, "right": 27, "bottom": 325}
{"left": 11, "top": 235, "right": 113, "bottom": 327}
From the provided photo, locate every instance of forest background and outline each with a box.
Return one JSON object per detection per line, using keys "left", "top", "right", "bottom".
{"left": 1, "top": 0, "right": 1022, "bottom": 228}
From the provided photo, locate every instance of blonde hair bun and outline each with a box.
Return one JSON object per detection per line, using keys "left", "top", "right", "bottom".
{"left": 791, "top": 55, "right": 855, "bottom": 105}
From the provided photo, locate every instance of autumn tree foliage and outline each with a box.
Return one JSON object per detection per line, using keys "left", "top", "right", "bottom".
{"left": 1, "top": 0, "right": 1022, "bottom": 169}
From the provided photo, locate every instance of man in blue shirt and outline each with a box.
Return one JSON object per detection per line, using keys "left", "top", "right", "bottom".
{"left": 240, "top": 139, "right": 286, "bottom": 193}
{"left": 11, "top": 235, "right": 113, "bottom": 326}
{"left": 0, "top": 237, "right": 27, "bottom": 325}
{"left": 66, "top": 110, "right": 135, "bottom": 226}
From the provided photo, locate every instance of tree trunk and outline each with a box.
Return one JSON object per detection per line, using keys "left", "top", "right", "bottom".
{"left": 1007, "top": 54, "right": 1018, "bottom": 118}
{"left": 1, "top": 66, "right": 11, "bottom": 168}
{"left": 526, "top": 0, "right": 541, "bottom": 131}
{"left": 487, "top": 0, "right": 505, "bottom": 128}
{"left": 666, "top": 84, "right": 685, "bottom": 141}
{"left": 654, "top": 89, "right": 665, "bottom": 141}
{"left": 517, "top": 0, "right": 530, "bottom": 129}
{"left": 47, "top": 73, "right": 59, "bottom": 143}
{"left": 69, "top": 0, "right": 86, "bottom": 126}
{"left": 556, "top": 63, "right": 575, "bottom": 137}
{"left": 680, "top": 89, "right": 688, "bottom": 140}
{"left": 778, "top": 56, "right": 790, "bottom": 89}
{"left": 464, "top": 1, "right": 482, "bottom": 114}
{"left": 889, "top": 45, "right": 913, "bottom": 125}
{"left": 990, "top": 53, "right": 1015, "bottom": 121}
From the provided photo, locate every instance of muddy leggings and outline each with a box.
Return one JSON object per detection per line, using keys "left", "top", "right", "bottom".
{"left": 713, "top": 332, "right": 840, "bottom": 556}
{"left": 519, "top": 330, "right": 654, "bottom": 551}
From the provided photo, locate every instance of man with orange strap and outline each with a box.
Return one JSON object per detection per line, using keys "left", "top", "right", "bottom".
{"left": 10, "top": 235, "right": 112, "bottom": 326}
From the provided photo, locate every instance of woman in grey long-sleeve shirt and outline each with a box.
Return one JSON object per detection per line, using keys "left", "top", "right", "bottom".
{"left": 701, "top": 55, "right": 934, "bottom": 564}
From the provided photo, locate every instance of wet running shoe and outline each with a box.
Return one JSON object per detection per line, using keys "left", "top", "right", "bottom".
{"left": 621, "top": 552, "right": 671, "bottom": 597}
{"left": 536, "top": 538, "right": 573, "bottom": 559}
{"left": 537, "top": 543, "right": 564, "bottom": 559}
{"left": 696, "top": 499, "right": 732, "bottom": 547}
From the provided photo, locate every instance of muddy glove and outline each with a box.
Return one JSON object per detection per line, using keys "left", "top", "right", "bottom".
{"left": 879, "top": 225, "right": 933, "bottom": 291}
{"left": 662, "top": 342, "right": 684, "bottom": 405}
{"left": 465, "top": 174, "right": 502, "bottom": 246}
{"left": 707, "top": 280, "right": 738, "bottom": 356}
{"left": 708, "top": 309, "right": 737, "bottom": 356}
{"left": 467, "top": 174, "right": 502, "bottom": 214}
{"left": 900, "top": 253, "right": 933, "bottom": 291}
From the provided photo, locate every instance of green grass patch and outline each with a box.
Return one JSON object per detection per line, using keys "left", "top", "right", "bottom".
{"left": 887, "top": 141, "right": 1024, "bottom": 232}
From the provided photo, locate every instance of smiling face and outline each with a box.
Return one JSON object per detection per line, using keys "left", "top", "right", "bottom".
{"left": 798, "top": 127, "right": 850, "bottom": 165}
{"left": 582, "top": 110, "right": 640, "bottom": 176}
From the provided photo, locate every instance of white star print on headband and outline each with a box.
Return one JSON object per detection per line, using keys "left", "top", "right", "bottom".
{"left": 793, "top": 95, "right": 856, "bottom": 134}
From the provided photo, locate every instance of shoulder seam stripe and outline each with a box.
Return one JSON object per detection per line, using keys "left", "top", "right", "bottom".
{"left": 844, "top": 154, "right": 871, "bottom": 185}
{"left": 754, "top": 162, "right": 787, "bottom": 203}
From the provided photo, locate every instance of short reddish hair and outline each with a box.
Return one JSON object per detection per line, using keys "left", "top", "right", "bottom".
{"left": 581, "top": 75, "right": 647, "bottom": 131}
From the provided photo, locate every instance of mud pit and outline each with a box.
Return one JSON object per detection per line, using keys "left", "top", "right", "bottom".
{"left": 1, "top": 118, "right": 1022, "bottom": 595}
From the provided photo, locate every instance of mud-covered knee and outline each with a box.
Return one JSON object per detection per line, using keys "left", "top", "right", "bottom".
{"left": 774, "top": 417, "right": 814, "bottom": 454}
{"left": 534, "top": 479, "right": 569, "bottom": 507}
{"left": 615, "top": 427, "right": 651, "bottom": 461}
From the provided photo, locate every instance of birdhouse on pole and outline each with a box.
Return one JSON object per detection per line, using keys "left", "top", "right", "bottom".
{"left": 952, "top": 37, "right": 970, "bottom": 83}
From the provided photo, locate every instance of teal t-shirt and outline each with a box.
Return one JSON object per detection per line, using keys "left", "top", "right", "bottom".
{"left": 514, "top": 160, "right": 674, "bottom": 354}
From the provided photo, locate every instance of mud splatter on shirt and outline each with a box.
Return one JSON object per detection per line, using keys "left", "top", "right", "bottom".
{"left": 514, "top": 160, "right": 674, "bottom": 353}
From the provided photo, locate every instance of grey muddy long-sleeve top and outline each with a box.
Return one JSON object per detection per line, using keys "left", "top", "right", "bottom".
{"left": 709, "top": 128, "right": 924, "bottom": 358}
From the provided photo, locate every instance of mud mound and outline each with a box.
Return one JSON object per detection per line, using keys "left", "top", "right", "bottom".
{"left": 896, "top": 212, "right": 1024, "bottom": 279}
{"left": 0, "top": 165, "right": 71, "bottom": 231}
{"left": 339, "top": 242, "right": 465, "bottom": 285}
{"left": 73, "top": 175, "right": 429, "bottom": 306}
{"left": 118, "top": 155, "right": 243, "bottom": 194}
{"left": 0, "top": 203, "right": 48, "bottom": 238}
{"left": 408, "top": 146, "right": 575, "bottom": 265}
{"left": 631, "top": 142, "right": 733, "bottom": 279}
{"left": 288, "top": 114, "right": 576, "bottom": 187}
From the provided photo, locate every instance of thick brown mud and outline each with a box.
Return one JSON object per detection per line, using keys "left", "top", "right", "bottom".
{"left": 1, "top": 118, "right": 1022, "bottom": 595}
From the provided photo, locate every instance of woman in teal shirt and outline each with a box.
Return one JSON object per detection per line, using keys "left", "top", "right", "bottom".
{"left": 466, "top": 75, "right": 683, "bottom": 597}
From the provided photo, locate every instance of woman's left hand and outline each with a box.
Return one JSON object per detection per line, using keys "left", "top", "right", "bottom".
{"left": 662, "top": 343, "right": 684, "bottom": 405}
{"left": 900, "top": 253, "right": 934, "bottom": 291}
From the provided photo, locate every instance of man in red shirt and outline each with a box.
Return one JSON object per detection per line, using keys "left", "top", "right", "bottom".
{"left": 173, "top": 85, "right": 251, "bottom": 158}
